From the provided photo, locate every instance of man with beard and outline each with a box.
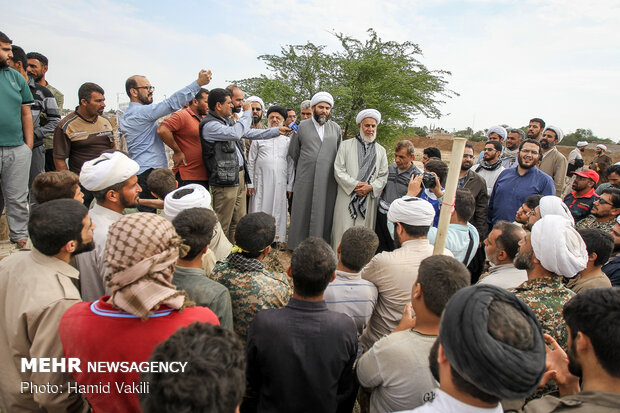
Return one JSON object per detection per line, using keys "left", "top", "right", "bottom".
{"left": 120, "top": 70, "right": 212, "bottom": 211}
{"left": 360, "top": 197, "right": 452, "bottom": 350}
{"left": 564, "top": 170, "right": 599, "bottom": 222}
{"left": 288, "top": 91, "right": 342, "bottom": 249}
{"left": 457, "top": 143, "right": 488, "bottom": 281}
{"left": 247, "top": 96, "right": 266, "bottom": 129}
{"left": 501, "top": 128, "right": 525, "bottom": 168}
{"left": 7, "top": 46, "right": 60, "bottom": 192}
{"left": 525, "top": 288, "right": 620, "bottom": 412}
{"left": 527, "top": 117, "right": 546, "bottom": 140}
{"left": 590, "top": 144, "right": 613, "bottom": 185}
{"left": 567, "top": 229, "right": 613, "bottom": 293}
{"left": 576, "top": 187, "right": 620, "bottom": 232}
{"left": 602, "top": 216, "right": 620, "bottom": 286}
{"left": 511, "top": 215, "right": 587, "bottom": 350}
{"left": 474, "top": 140, "right": 505, "bottom": 196}
{"left": 475, "top": 125, "right": 506, "bottom": 164}
{"left": 75, "top": 151, "right": 142, "bottom": 301}
{"left": 157, "top": 88, "right": 210, "bottom": 189}
{"left": 596, "top": 164, "right": 620, "bottom": 195}
{"left": 53, "top": 82, "right": 115, "bottom": 207}
{"left": 285, "top": 108, "right": 297, "bottom": 126}
{"left": 376, "top": 140, "right": 420, "bottom": 252}
{"left": 0, "top": 199, "right": 92, "bottom": 413}
{"left": 300, "top": 100, "right": 313, "bottom": 120}
{"left": 477, "top": 221, "right": 527, "bottom": 289}
{"left": 331, "top": 109, "right": 388, "bottom": 250}
{"left": 27, "top": 51, "right": 64, "bottom": 172}
{"left": 488, "top": 139, "right": 554, "bottom": 227}
{"left": 0, "top": 32, "right": 33, "bottom": 249}
{"left": 539, "top": 125, "right": 568, "bottom": 195}
{"left": 563, "top": 141, "right": 588, "bottom": 197}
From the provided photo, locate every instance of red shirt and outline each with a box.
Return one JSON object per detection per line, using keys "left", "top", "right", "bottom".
{"left": 59, "top": 297, "right": 219, "bottom": 413}
{"left": 161, "top": 107, "right": 208, "bottom": 180}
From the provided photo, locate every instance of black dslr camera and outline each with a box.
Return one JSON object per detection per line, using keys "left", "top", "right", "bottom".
{"left": 413, "top": 170, "right": 437, "bottom": 189}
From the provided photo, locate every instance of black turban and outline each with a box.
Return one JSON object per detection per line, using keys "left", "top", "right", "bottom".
{"left": 439, "top": 284, "right": 546, "bottom": 400}
{"left": 266, "top": 105, "right": 288, "bottom": 121}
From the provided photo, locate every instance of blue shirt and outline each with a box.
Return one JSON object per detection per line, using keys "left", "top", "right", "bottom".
{"left": 119, "top": 81, "right": 200, "bottom": 174}
{"left": 419, "top": 188, "right": 443, "bottom": 227}
{"left": 488, "top": 166, "right": 555, "bottom": 225}
{"left": 201, "top": 110, "right": 279, "bottom": 166}
{"left": 427, "top": 222, "right": 480, "bottom": 265}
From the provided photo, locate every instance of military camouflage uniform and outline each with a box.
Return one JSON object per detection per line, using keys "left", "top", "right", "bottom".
{"left": 575, "top": 215, "right": 616, "bottom": 232}
{"left": 209, "top": 253, "right": 292, "bottom": 342}
{"left": 510, "top": 275, "right": 575, "bottom": 350}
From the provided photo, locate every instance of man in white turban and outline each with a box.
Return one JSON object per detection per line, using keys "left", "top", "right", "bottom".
{"left": 75, "top": 150, "right": 142, "bottom": 301}
{"left": 331, "top": 109, "right": 388, "bottom": 250}
{"left": 288, "top": 91, "right": 342, "bottom": 249}
{"left": 360, "top": 196, "right": 452, "bottom": 350}
{"left": 163, "top": 184, "right": 232, "bottom": 273}
{"left": 590, "top": 143, "right": 613, "bottom": 185}
{"left": 539, "top": 125, "right": 568, "bottom": 195}
{"left": 512, "top": 214, "right": 587, "bottom": 349}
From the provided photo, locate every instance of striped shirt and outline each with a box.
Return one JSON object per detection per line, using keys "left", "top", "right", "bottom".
{"left": 324, "top": 270, "right": 378, "bottom": 336}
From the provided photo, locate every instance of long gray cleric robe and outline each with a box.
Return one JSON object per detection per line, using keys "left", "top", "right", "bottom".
{"left": 287, "top": 118, "right": 342, "bottom": 249}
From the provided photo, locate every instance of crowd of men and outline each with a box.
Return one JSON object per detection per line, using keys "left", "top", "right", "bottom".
{"left": 1, "top": 29, "right": 620, "bottom": 413}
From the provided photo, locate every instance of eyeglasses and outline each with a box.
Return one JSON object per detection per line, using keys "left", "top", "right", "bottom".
{"left": 134, "top": 86, "right": 155, "bottom": 92}
{"left": 526, "top": 209, "right": 537, "bottom": 217}
{"left": 520, "top": 149, "right": 539, "bottom": 155}
{"left": 597, "top": 198, "right": 611, "bottom": 206}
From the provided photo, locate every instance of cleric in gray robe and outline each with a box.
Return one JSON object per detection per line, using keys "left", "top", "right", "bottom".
{"left": 331, "top": 109, "right": 388, "bottom": 250}
{"left": 288, "top": 92, "right": 342, "bottom": 249}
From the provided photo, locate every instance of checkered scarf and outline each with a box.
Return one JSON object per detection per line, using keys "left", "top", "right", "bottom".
{"left": 348, "top": 134, "right": 376, "bottom": 220}
{"left": 105, "top": 213, "right": 192, "bottom": 319}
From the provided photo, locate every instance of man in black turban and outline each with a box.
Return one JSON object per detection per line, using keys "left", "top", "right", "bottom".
{"left": 406, "top": 284, "right": 546, "bottom": 412}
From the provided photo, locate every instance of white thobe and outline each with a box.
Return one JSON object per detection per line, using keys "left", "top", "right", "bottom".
{"left": 395, "top": 388, "right": 503, "bottom": 413}
{"left": 247, "top": 135, "right": 295, "bottom": 242}
{"left": 75, "top": 203, "right": 122, "bottom": 301}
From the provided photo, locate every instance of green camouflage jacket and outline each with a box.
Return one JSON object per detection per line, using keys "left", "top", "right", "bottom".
{"left": 209, "top": 253, "right": 292, "bottom": 341}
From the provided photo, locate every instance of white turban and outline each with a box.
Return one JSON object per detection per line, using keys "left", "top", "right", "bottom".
{"left": 543, "top": 125, "right": 564, "bottom": 143}
{"left": 246, "top": 96, "right": 264, "bottom": 110}
{"left": 163, "top": 184, "right": 211, "bottom": 219}
{"left": 486, "top": 125, "right": 507, "bottom": 141}
{"left": 310, "top": 91, "right": 334, "bottom": 108}
{"left": 577, "top": 141, "right": 588, "bottom": 147}
{"left": 597, "top": 144, "right": 608, "bottom": 151}
{"left": 538, "top": 195, "right": 575, "bottom": 227}
{"left": 531, "top": 215, "right": 588, "bottom": 278}
{"left": 79, "top": 151, "right": 139, "bottom": 191}
{"left": 387, "top": 196, "right": 435, "bottom": 226}
{"left": 356, "top": 109, "right": 381, "bottom": 125}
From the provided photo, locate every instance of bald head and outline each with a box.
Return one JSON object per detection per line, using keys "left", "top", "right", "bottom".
{"left": 125, "top": 75, "right": 153, "bottom": 104}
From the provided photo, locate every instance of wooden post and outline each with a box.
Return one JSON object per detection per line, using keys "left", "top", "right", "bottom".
{"left": 433, "top": 137, "right": 467, "bottom": 255}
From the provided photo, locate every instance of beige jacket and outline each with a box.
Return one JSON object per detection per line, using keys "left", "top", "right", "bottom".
{"left": 0, "top": 250, "right": 87, "bottom": 413}
{"left": 540, "top": 147, "right": 568, "bottom": 196}
{"left": 360, "top": 238, "right": 452, "bottom": 350}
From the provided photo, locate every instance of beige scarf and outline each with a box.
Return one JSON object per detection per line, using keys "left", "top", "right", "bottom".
{"left": 105, "top": 213, "right": 192, "bottom": 319}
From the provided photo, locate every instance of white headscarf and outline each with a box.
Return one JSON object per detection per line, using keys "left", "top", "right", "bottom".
{"left": 79, "top": 151, "right": 139, "bottom": 191}
{"left": 531, "top": 215, "right": 588, "bottom": 278}
{"left": 387, "top": 196, "right": 435, "bottom": 226}
{"left": 597, "top": 144, "right": 608, "bottom": 152}
{"left": 486, "top": 125, "right": 507, "bottom": 141}
{"left": 538, "top": 195, "right": 575, "bottom": 227}
{"left": 310, "top": 91, "right": 334, "bottom": 108}
{"left": 543, "top": 125, "right": 564, "bottom": 143}
{"left": 163, "top": 184, "right": 212, "bottom": 219}
{"left": 355, "top": 109, "right": 381, "bottom": 125}
{"left": 576, "top": 141, "right": 588, "bottom": 147}
{"left": 246, "top": 96, "right": 264, "bottom": 110}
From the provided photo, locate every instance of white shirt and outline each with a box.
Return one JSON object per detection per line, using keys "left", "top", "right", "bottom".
{"left": 75, "top": 203, "right": 123, "bottom": 301}
{"left": 311, "top": 116, "right": 325, "bottom": 141}
{"left": 477, "top": 263, "right": 528, "bottom": 290}
{"left": 396, "top": 389, "right": 503, "bottom": 413}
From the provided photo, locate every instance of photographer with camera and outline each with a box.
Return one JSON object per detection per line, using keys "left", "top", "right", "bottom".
{"left": 406, "top": 159, "right": 446, "bottom": 227}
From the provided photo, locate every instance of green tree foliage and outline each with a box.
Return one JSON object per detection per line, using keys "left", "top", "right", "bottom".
{"left": 234, "top": 29, "right": 455, "bottom": 143}
{"left": 561, "top": 128, "right": 613, "bottom": 146}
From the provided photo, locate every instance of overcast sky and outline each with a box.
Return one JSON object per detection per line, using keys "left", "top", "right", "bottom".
{"left": 5, "top": 0, "right": 620, "bottom": 140}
